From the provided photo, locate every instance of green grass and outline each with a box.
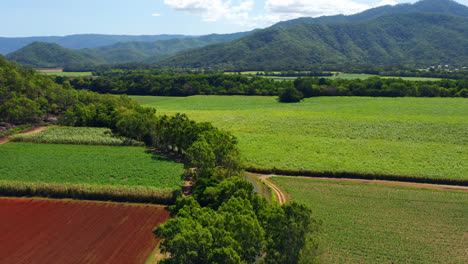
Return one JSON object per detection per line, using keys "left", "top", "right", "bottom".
{"left": 43, "top": 72, "right": 93, "bottom": 77}
{"left": 0, "top": 142, "right": 184, "bottom": 190}
{"left": 271, "top": 177, "right": 468, "bottom": 263}
{"left": 133, "top": 95, "right": 468, "bottom": 181}
{"left": 11, "top": 126, "right": 144, "bottom": 146}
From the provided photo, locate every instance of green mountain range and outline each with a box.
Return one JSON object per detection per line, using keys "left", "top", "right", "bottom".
{"left": 272, "top": 0, "right": 468, "bottom": 28}
{"left": 160, "top": 12, "right": 468, "bottom": 69}
{"left": 0, "top": 34, "right": 188, "bottom": 55}
{"left": 5, "top": 31, "right": 253, "bottom": 68}
{"left": 5, "top": 0, "right": 468, "bottom": 69}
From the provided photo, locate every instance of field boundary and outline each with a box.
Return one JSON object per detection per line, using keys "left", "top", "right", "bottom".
{"left": 256, "top": 174, "right": 288, "bottom": 204}
{"left": 0, "top": 126, "right": 47, "bottom": 145}
{"left": 246, "top": 167, "right": 468, "bottom": 187}
{"left": 270, "top": 176, "right": 468, "bottom": 192}
{"left": 0, "top": 180, "right": 180, "bottom": 204}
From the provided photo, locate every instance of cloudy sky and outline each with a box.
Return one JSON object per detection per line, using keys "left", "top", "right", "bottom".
{"left": 2, "top": 0, "right": 468, "bottom": 37}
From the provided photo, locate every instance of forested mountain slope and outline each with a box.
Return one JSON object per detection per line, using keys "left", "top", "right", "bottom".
{"left": 5, "top": 31, "right": 254, "bottom": 68}
{"left": 272, "top": 0, "right": 468, "bottom": 28}
{"left": 160, "top": 13, "right": 468, "bottom": 70}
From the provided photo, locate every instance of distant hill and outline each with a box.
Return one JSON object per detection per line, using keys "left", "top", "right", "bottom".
{"left": 5, "top": 42, "right": 105, "bottom": 68}
{"left": 272, "top": 0, "right": 468, "bottom": 28}
{"left": 0, "top": 34, "right": 188, "bottom": 55}
{"left": 159, "top": 12, "right": 468, "bottom": 69}
{"left": 6, "top": 31, "right": 254, "bottom": 68}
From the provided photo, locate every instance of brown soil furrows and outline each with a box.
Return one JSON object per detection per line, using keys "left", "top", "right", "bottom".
{"left": 257, "top": 174, "right": 288, "bottom": 205}
{"left": 0, "top": 126, "right": 47, "bottom": 145}
{"left": 0, "top": 197, "right": 170, "bottom": 264}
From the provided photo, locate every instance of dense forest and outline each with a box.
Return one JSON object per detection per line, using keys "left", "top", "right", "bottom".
{"left": 66, "top": 70, "right": 468, "bottom": 98}
{"left": 161, "top": 12, "right": 468, "bottom": 70}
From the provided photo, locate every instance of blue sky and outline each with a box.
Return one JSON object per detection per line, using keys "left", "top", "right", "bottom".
{"left": 1, "top": 0, "right": 467, "bottom": 37}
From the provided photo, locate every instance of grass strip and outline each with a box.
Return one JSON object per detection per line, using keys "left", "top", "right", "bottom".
{"left": 246, "top": 167, "right": 468, "bottom": 186}
{"left": 0, "top": 180, "right": 180, "bottom": 204}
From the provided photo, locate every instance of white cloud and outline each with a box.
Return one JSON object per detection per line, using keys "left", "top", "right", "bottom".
{"left": 152, "top": 13, "right": 161, "bottom": 17}
{"left": 374, "top": 0, "right": 398, "bottom": 6}
{"left": 163, "top": 0, "right": 254, "bottom": 25}
{"left": 264, "top": 0, "right": 371, "bottom": 21}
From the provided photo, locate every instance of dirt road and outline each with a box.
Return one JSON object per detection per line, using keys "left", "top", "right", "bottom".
{"left": 0, "top": 126, "right": 47, "bottom": 145}
{"left": 249, "top": 172, "right": 468, "bottom": 206}
{"left": 256, "top": 174, "right": 288, "bottom": 205}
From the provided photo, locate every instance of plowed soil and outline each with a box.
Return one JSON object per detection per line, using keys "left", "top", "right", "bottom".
{"left": 0, "top": 197, "right": 169, "bottom": 264}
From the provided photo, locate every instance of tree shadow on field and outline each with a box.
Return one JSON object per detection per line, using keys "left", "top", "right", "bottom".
{"left": 145, "top": 148, "right": 184, "bottom": 164}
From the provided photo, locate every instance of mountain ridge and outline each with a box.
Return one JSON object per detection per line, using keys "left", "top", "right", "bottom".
{"left": 159, "top": 12, "right": 468, "bottom": 69}
{"left": 272, "top": 0, "right": 468, "bottom": 28}
{"left": 5, "top": 31, "right": 254, "bottom": 68}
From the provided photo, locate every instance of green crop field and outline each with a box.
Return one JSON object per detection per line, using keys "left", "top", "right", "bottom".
{"left": 43, "top": 72, "right": 93, "bottom": 77}
{"left": 11, "top": 126, "right": 143, "bottom": 146}
{"left": 271, "top": 177, "right": 468, "bottom": 263}
{"left": 226, "top": 71, "right": 442, "bottom": 81}
{"left": 0, "top": 142, "right": 184, "bottom": 189}
{"left": 133, "top": 96, "right": 468, "bottom": 181}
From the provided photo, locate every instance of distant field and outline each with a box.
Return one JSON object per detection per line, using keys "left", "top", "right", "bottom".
{"left": 0, "top": 197, "right": 169, "bottom": 264}
{"left": 271, "top": 177, "right": 468, "bottom": 264}
{"left": 43, "top": 72, "right": 93, "bottom": 77}
{"left": 226, "top": 71, "right": 442, "bottom": 81}
{"left": 0, "top": 142, "right": 184, "bottom": 189}
{"left": 332, "top": 73, "right": 442, "bottom": 81}
{"left": 134, "top": 96, "right": 468, "bottom": 181}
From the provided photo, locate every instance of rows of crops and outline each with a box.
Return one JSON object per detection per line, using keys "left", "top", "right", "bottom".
{"left": 0, "top": 142, "right": 184, "bottom": 189}
{"left": 11, "top": 126, "right": 144, "bottom": 146}
{"left": 271, "top": 177, "right": 468, "bottom": 263}
{"left": 0, "top": 197, "right": 169, "bottom": 264}
{"left": 136, "top": 96, "right": 468, "bottom": 181}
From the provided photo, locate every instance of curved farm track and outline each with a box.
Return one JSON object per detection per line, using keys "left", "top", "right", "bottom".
{"left": 0, "top": 126, "right": 47, "bottom": 145}
{"left": 0, "top": 197, "right": 169, "bottom": 264}
{"left": 249, "top": 173, "right": 468, "bottom": 205}
{"left": 290, "top": 176, "right": 468, "bottom": 192}
{"left": 255, "top": 174, "right": 288, "bottom": 205}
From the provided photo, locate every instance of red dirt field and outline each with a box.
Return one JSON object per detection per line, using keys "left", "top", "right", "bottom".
{"left": 0, "top": 197, "right": 170, "bottom": 264}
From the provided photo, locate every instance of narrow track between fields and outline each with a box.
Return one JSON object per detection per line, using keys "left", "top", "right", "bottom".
{"left": 0, "top": 126, "right": 47, "bottom": 145}
{"left": 256, "top": 174, "right": 288, "bottom": 205}
{"left": 251, "top": 173, "right": 468, "bottom": 193}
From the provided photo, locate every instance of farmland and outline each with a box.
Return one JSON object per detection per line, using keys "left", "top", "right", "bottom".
{"left": 134, "top": 95, "right": 468, "bottom": 182}
{"left": 0, "top": 197, "right": 169, "bottom": 264}
{"left": 43, "top": 71, "right": 93, "bottom": 77}
{"left": 11, "top": 126, "right": 144, "bottom": 146}
{"left": 227, "top": 71, "right": 443, "bottom": 81}
{"left": 0, "top": 142, "right": 184, "bottom": 189}
{"left": 270, "top": 177, "right": 468, "bottom": 263}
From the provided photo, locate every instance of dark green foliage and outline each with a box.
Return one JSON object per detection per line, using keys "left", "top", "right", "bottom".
{"left": 70, "top": 69, "right": 468, "bottom": 98}
{"left": 278, "top": 85, "right": 304, "bottom": 103}
{"left": 264, "top": 202, "right": 320, "bottom": 264}
{"left": 161, "top": 12, "right": 468, "bottom": 69}
{"left": 156, "top": 177, "right": 320, "bottom": 264}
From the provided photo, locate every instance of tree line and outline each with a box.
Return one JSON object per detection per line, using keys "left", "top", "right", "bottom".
{"left": 64, "top": 70, "right": 468, "bottom": 98}
{"left": 1, "top": 56, "right": 320, "bottom": 263}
